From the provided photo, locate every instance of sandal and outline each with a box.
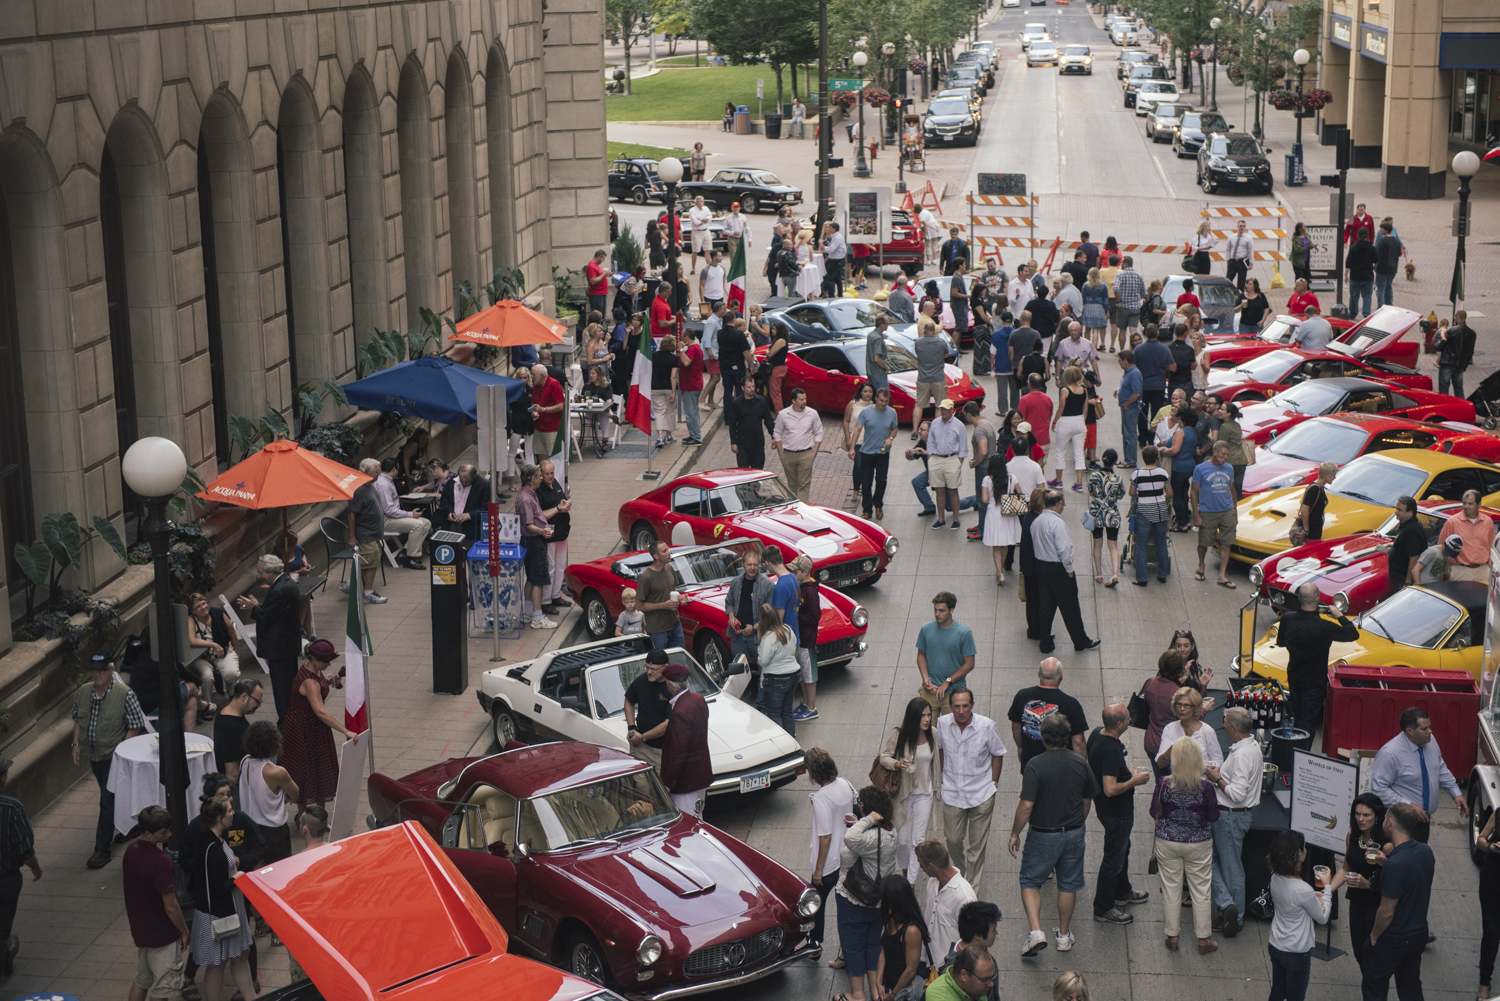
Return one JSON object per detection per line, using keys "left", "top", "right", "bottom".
{"left": 1164, "top": 936, "right": 1179, "bottom": 952}
{"left": 1095, "top": 575, "right": 1104, "bottom": 583}
{"left": 1198, "top": 938, "right": 1219, "bottom": 954}
{"left": 182, "top": 982, "right": 204, "bottom": 1001}
{"left": 1194, "top": 571, "right": 1206, "bottom": 581}
{"left": 829, "top": 953, "right": 846, "bottom": 969}
{"left": 998, "top": 572, "right": 1006, "bottom": 586}
{"left": 1106, "top": 576, "right": 1119, "bottom": 588}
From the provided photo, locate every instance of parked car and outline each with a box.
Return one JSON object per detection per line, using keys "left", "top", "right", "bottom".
{"left": 1118, "top": 50, "right": 1158, "bottom": 79}
{"left": 768, "top": 337, "right": 986, "bottom": 425}
{"left": 763, "top": 299, "right": 958, "bottom": 360}
{"left": 1123, "top": 64, "right": 1172, "bottom": 106}
{"left": 1058, "top": 44, "right": 1093, "bottom": 74}
{"left": 952, "top": 53, "right": 994, "bottom": 87}
{"left": 1206, "top": 313, "right": 1430, "bottom": 401}
{"left": 367, "top": 744, "right": 822, "bottom": 995}
{"left": 848, "top": 208, "right": 927, "bottom": 275}
{"left": 567, "top": 540, "right": 869, "bottom": 673}
{"left": 1026, "top": 40, "right": 1059, "bottom": 67}
{"left": 1197, "top": 132, "right": 1274, "bottom": 194}
{"left": 1203, "top": 313, "right": 1354, "bottom": 359}
{"left": 1146, "top": 102, "right": 1186, "bottom": 141}
{"left": 1204, "top": 307, "right": 1419, "bottom": 370}
{"left": 677, "top": 168, "right": 802, "bottom": 214}
{"left": 606, "top": 159, "right": 669, "bottom": 205}
{"left": 1003, "top": 0, "right": 1020, "bottom": 7}
{"left": 239, "top": 822, "right": 621, "bottom": 1001}
{"left": 1248, "top": 499, "right": 1500, "bottom": 616}
{"left": 1233, "top": 377, "right": 1477, "bottom": 445}
{"left": 1160, "top": 274, "right": 1241, "bottom": 332}
{"left": 1110, "top": 21, "right": 1137, "bottom": 45}
{"left": 1241, "top": 413, "right": 1500, "bottom": 496}
{"left": 946, "top": 66, "right": 987, "bottom": 95}
{"left": 1134, "top": 81, "right": 1181, "bottom": 117}
{"left": 924, "top": 96, "right": 981, "bottom": 147}
{"left": 971, "top": 42, "right": 997, "bottom": 67}
{"left": 618, "top": 468, "right": 899, "bottom": 586}
{"left": 1021, "top": 23, "right": 1050, "bottom": 49}
{"left": 1173, "top": 110, "right": 1231, "bottom": 157}
{"left": 934, "top": 87, "right": 983, "bottom": 122}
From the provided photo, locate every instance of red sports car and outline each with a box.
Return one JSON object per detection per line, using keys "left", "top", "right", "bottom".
{"left": 1241, "top": 413, "right": 1500, "bottom": 495}
{"left": 1232, "top": 378, "right": 1476, "bottom": 445}
{"left": 368, "top": 743, "right": 821, "bottom": 999}
{"left": 1204, "top": 313, "right": 1355, "bottom": 360}
{"left": 1205, "top": 307, "right": 1420, "bottom": 370}
{"left": 567, "top": 540, "right": 869, "bottom": 675}
{"left": 618, "top": 469, "right": 898, "bottom": 587}
{"left": 766, "top": 338, "right": 985, "bottom": 424}
{"left": 849, "top": 208, "right": 925, "bottom": 275}
{"left": 1248, "top": 499, "right": 1499, "bottom": 616}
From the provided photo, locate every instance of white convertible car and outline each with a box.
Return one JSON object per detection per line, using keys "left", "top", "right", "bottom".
{"left": 477, "top": 635, "right": 805, "bottom": 797}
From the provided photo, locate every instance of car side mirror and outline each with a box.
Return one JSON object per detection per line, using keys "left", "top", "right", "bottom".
{"left": 728, "top": 654, "right": 749, "bottom": 676}
{"left": 1264, "top": 145, "right": 1273, "bottom": 152}
{"left": 560, "top": 695, "right": 586, "bottom": 714}
{"left": 1228, "top": 124, "right": 1236, "bottom": 130}
{"left": 441, "top": 813, "right": 462, "bottom": 849}
{"left": 514, "top": 841, "right": 530, "bottom": 857}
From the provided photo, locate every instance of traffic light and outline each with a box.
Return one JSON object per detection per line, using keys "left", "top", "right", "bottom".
{"left": 893, "top": 97, "right": 903, "bottom": 110}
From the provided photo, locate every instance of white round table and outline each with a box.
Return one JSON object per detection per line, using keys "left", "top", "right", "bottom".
{"left": 796, "top": 255, "right": 827, "bottom": 298}
{"left": 107, "top": 733, "right": 216, "bottom": 834}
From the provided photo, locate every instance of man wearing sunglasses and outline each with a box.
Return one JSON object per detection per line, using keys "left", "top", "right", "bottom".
{"left": 213, "top": 678, "right": 264, "bottom": 784}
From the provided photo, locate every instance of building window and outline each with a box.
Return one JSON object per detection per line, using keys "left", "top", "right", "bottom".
{"left": 196, "top": 134, "right": 232, "bottom": 469}
{"left": 100, "top": 145, "right": 140, "bottom": 538}
{"left": 0, "top": 189, "right": 32, "bottom": 617}
{"left": 275, "top": 130, "right": 300, "bottom": 426}
{"left": 1450, "top": 70, "right": 1497, "bottom": 146}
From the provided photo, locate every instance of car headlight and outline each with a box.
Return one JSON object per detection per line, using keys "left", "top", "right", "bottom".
{"left": 818, "top": 568, "right": 831, "bottom": 581}
{"left": 1248, "top": 564, "right": 1264, "bottom": 588}
{"left": 884, "top": 536, "right": 899, "bottom": 556}
{"left": 637, "top": 934, "right": 663, "bottom": 967}
{"left": 798, "top": 887, "right": 823, "bottom": 917}
{"left": 851, "top": 605, "right": 869, "bottom": 628}
{"left": 1083, "top": 56, "right": 1092, "bottom": 63}
{"left": 1264, "top": 475, "right": 1304, "bottom": 491}
{"left": 1332, "top": 592, "right": 1351, "bottom": 615}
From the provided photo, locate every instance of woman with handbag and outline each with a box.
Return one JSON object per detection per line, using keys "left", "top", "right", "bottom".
{"left": 1142, "top": 652, "right": 1187, "bottom": 776}
{"left": 1149, "top": 736, "right": 1220, "bottom": 955}
{"left": 1293, "top": 462, "right": 1337, "bottom": 546}
{"left": 838, "top": 786, "right": 899, "bottom": 1001}
{"left": 876, "top": 874, "right": 933, "bottom": 1001}
{"left": 1187, "top": 220, "right": 1217, "bottom": 276}
{"left": 1289, "top": 222, "right": 1312, "bottom": 286}
{"left": 1081, "top": 268, "right": 1109, "bottom": 351}
{"left": 1087, "top": 448, "right": 1126, "bottom": 587}
{"left": 980, "top": 455, "right": 1024, "bottom": 586}
{"left": 880, "top": 698, "right": 939, "bottom": 881}
{"left": 1050, "top": 367, "right": 1090, "bottom": 493}
{"left": 186, "top": 796, "right": 258, "bottom": 1001}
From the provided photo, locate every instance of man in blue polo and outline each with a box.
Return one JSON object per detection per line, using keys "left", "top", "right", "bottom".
{"left": 1361, "top": 801, "right": 1434, "bottom": 1000}
{"left": 1190, "top": 441, "right": 1238, "bottom": 588}
{"left": 916, "top": 590, "right": 976, "bottom": 715}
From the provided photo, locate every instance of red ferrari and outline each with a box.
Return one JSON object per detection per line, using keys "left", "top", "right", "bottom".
{"left": 1205, "top": 308, "right": 1420, "bottom": 370}
{"left": 1242, "top": 413, "right": 1500, "bottom": 495}
{"left": 567, "top": 539, "right": 869, "bottom": 676}
{"left": 769, "top": 337, "right": 985, "bottom": 424}
{"left": 1232, "top": 377, "right": 1476, "bottom": 445}
{"left": 617, "top": 469, "right": 897, "bottom": 587}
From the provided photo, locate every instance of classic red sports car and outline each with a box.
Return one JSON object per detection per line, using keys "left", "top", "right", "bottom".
{"left": 367, "top": 743, "right": 821, "bottom": 999}
{"left": 1204, "top": 313, "right": 1355, "bottom": 360}
{"left": 618, "top": 469, "right": 898, "bottom": 587}
{"left": 1205, "top": 308, "right": 1422, "bottom": 369}
{"left": 1242, "top": 413, "right": 1500, "bottom": 495}
{"left": 567, "top": 540, "right": 868, "bottom": 675}
{"left": 1232, "top": 378, "right": 1476, "bottom": 445}
{"left": 239, "top": 821, "right": 612, "bottom": 1001}
{"left": 764, "top": 337, "right": 985, "bottom": 425}
{"left": 1248, "top": 500, "right": 1500, "bottom": 616}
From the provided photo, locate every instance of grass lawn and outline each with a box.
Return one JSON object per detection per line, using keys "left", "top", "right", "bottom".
{"left": 606, "top": 65, "right": 805, "bottom": 121}
{"left": 607, "top": 140, "right": 688, "bottom": 162}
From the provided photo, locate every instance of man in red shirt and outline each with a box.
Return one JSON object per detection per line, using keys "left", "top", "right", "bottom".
{"left": 1018, "top": 373, "right": 1054, "bottom": 448}
{"left": 1286, "top": 278, "right": 1320, "bottom": 317}
{"left": 585, "top": 249, "right": 609, "bottom": 317}
{"left": 650, "top": 284, "right": 674, "bottom": 341}
{"left": 123, "top": 805, "right": 190, "bottom": 1001}
{"left": 1175, "top": 277, "right": 1200, "bottom": 309}
{"left": 676, "top": 328, "right": 705, "bottom": 445}
{"left": 1344, "top": 203, "right": 1375, "bottom": 245}
{"left": 529, "top": 363, "right": 566, "bottom": 459}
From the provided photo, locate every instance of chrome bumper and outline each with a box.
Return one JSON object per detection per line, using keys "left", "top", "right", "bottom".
{"left": 640, "top": 942, "right": 823, "bottom": 1001}
{"left": 707, "top": 751, "right": 806, "bottom": 796}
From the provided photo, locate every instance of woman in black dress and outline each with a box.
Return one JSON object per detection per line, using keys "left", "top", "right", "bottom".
{"left": 645, "top": 220, "right": 665, "bottom": 270}
{"left": 1294, "top": 462, "right": 1337, "bottom": 543}
{"left": 1474, "top": 802, "right": 1500, "bottom": 999}
{"left": 875, "top": 874, "right": 931, "bottom": 1001}
{"left": 1234, "top": 277, "right": 1272, "bottom": 334}
{"left": 1336, "top": 793, "right": 1386, "bottom": 976}
{"left": 1019, "top": 486, "right": 1046, "bottom": 642}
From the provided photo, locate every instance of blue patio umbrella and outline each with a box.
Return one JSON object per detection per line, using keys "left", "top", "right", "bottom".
{"left": 342, "top": 356, "right": 522, "bottom": 425}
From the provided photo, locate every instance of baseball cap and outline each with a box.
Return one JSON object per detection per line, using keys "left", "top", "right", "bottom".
{"left": 938, "top": 399, "right": 955, "bottom": 410}
{"left": 646, "top": 649, "right": 669, "bottom": 666}
{"left": 1016, "top": 422, "right": 1033, "bottom": 434}
{"left": 1445, "top": 535, "right": 1466, "bottom": 555}
{"left": 662, "top": 662, "right": 691, "bottom": 682}
{"left": 89, "top": 650, "right": 112, "bottom": 670}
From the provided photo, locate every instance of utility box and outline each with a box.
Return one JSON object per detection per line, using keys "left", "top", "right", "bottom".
{"left": 429, "top": 531, "right": 469, "bottom": 695}
{"left": 1324, "top": 665, "right": 1479, "bottom": 778}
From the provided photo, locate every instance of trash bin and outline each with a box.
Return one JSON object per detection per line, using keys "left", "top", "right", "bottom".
{"left": 733, "top": 107, "right": 751, "bottom": 135}
{"left": 1284, "top": 152, "right": 1304, "bottom": 187}
{"left": 764, "top": 112, "right": 783, "bottom": 139}
{"left": 1324, "top": 664, "right": 1480, "bottom": 776}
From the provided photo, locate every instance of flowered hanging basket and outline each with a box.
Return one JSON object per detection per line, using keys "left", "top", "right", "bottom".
{"left": 1303, "top": 89, "right": 1333, "bottom": 111}
{"left": 832, "top": 90, "right": 858, "bottom": 110}
{"left": 864, "top": 87, "right": 891, "bottom": 108}
{"left": 909, "top": 58, "right": 928, "bottom": 74}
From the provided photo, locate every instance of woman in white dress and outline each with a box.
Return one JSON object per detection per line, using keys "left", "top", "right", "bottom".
{"left": 981, "top": 454, "right": 1020, "bottom": 585}
{"left": 879, "top": 697, "right": 940, "bottom": 882}
{"left": 999, "top": 437, "right": 1048, "bottom": 584}
{"left": 1190, "top": 331, "right": 1210, "bottom": 392}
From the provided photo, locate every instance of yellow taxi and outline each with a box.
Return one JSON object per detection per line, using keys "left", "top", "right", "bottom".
{"left": 1230, "top": 448, "right": 1500, "bottom": 564}
{"left": 1238, "top": 580, "right": 1488, "bottom": 686}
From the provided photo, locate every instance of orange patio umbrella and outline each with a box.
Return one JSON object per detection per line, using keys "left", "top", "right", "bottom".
{"left": 450, "top": 299, "right": 568, "bottom": 347}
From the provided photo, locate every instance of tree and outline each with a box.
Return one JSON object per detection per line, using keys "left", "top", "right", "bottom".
{"left": 1220, "top": 0, "right": 1323, "bottom": 137}
{"left": 607, "top": 0, "right": 646, "bottom": 94}
{"left": 687, "top": 0, "right": 815, "bottom": 108}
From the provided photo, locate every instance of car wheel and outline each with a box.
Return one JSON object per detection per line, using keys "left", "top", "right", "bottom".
{"left": 740, "top": 194, "right": 760, "bottom": 214}
{"left": 630, "top": 187, "right": 648, "bottom": 205}
{"left": 581, "top": 589, "right": 612, "bottom": 640}
{"left": 1200, "top": 171, "right": 1216, "bottom": 194}
{"left": 565, "top": 929, "right": 613, "bottom": 987}
{"left": 1238, "top": 392, "right": 1265, "bottom": 403}
{"left": 696, "top": 630, "right": 732, "bottom": 685}
{"left": 492, "top": 702, "right": 522, "bottom": 747}
{"left": 630, "top": 521, "right": 659, "bottom": 552}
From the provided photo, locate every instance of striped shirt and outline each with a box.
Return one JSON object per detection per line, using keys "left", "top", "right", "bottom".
{"left": 1113, "top": 268, "right": 1146, "bottom": 311}
{"left": 0, "top": 794, "right": 35, "bottom": 873}
{"left": 1132, "top": 467, "right": 1171, "bottom": 523}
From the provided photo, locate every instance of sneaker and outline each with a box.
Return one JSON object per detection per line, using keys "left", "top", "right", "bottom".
{"left": 918, "top": 509, "right": 937, "bottom": 517}
{"left": 1021, "top": 930, "right": 1048, "bottom": 958}
{"left": 1094, "top": 909, "right": 1133, "bottom": 925}
{"left": 663, "top": 435, "right": 676, "bottom": 444}
{"left": 1047, "top": 479, "right": 1062, "bottom": 488}
{"left": 1221, "top": 903, "right": 1241, "bottom": 938}
{"left": 1075, "top": 638, "right": 1102, "bottom": 651}
{"left": 683, "top": 437, "right": 703, "bottom": 445}
{"left": 363, "top": 591, "right": 388, "bottom": 604}
{"left": 950, "top": 521, "right": 962, "bottom": 530}
{"left": 1116, "top": 890, "right": 1150, "bottom": 906}
{"left": 1071, "top": 483, "right": 1084, "bottom": 492}
{"left": 931, "top": 521, "right": 947, "bottom": 529}
{"left": 339, "top": 580, "right": 351, "bottom": 594}
{"left": 793, "top": 705, "right": 819, "bottom": 721}
{"left": 1055, "top": 929, "right": 1075, "bottom": 952}
{"left": 529, "top": 616, "right": 559, "bottom": 630}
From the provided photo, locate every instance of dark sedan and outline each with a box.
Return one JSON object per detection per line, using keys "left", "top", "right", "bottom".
{"left": 1122, "top": 64, "right": 1170, "bottom": 107}
{"left": 1172, "top": 110, "right": 1231, "bottom": 157}
{"left": 606, "top": 158, "right": 668, "bottom": 205}
{"left": 1118, "top": 50, "right": 1158, "bottom": 80}
{"left": 677, "top": 167, "right": 802, "bottom": 214}
{"left": 1197, "top": 132, "right": 1274, "bottom": 194}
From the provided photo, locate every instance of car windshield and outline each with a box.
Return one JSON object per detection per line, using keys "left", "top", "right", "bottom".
{"left": 1154, "top": 104, "right": 1184, "bottom": 118}
{"left": 829, "top": 300, "right": 899, "bottom": 328}
{"left": 1358, "top": 587, "right": 1463, "bottom": 649}
{"left": 1263, "top": 380, "right": 1350, "bottom": 415}
{"left": 1374, "top": 510, "right": 1445, "bottom": 544}
{"left": 1266, "top": 419, "right": 1370, "bottom": 464}
{"left": 1025, "top": 24, "right": 1046, "bottom": 34}
{"left": 521, "top": 771, "right": 679, "bottom": 850}
{"left": 1258, "top": 318, "right": 1297, "bottom": 344}
{"left": 1032, "top": 42, "right": 1055, "bottom": 50}
{"left": 1213, "top": 137, "right": 1263, "bottom": 156}
{"left": 1184, "top": 113, "right": 1228, "bottom": 132}
{"left": 1064, "top": 46, "right": 1090, "bottom": 55}
{"left": 588, "top": 651, "right": 720, "bottom": 722}
{"left": 1233, "top": 350, "right": 1301, "bottom": 382}
{"left": 1196, "top": 283, "right": 1239, "bottom": 307}
{"left": 707, "top": 476, "right": 796, "bottom": 514}
{"left": 929, "top": 100, "right": 971, "bottom": 116}
{"left": 1326, "top": 456, "right": 1429, "bottom": 507}
{"left": 1141, "top": 83, "right": 1177, "bottom": 94}
{"left": 885, "top": 344, "right": 919, "bottom": 374}
{"left": 752, "top": 172, "right": 784, "bottom": 186}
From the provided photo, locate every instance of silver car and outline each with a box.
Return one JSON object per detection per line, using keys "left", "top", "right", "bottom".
{"left": 1026, "top": 40, "right": 1058, "bottom": 67}
{"left": 1021, "top": 23, "right": 1050, "bottom": 49}
{"left": 1134, "top": 81, "right": 1181, "bottom": 117}
{"left": 1058, "top": 45, "right": 1093, "bottom": 75}
{"left": 1146, "top": 102, "right": 1186, "bottom": 141}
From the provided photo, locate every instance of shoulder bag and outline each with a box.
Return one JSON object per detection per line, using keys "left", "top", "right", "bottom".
{"left": 204, "top": 841, "right": 243, "bottom": 940}
{"left": 1127, "top": 680, "right": 1152, "bottom": 730}
{"left": 869, "top": 754, "right": 902, "bottom": 797}
{"left": 1081, "top": 511, "right": 1097, "bottom": 533}
{"left": 842, "top": 827, "right": 883, "bottom": 907}
{"left": 1089, "top": 395, "right": 1107, "bottom": 420}
{"left": 892, "top": 937, "right": 939, "bottom": 1001}
{"left": 999, "top": 488, "right": 1029, "bottom": 516}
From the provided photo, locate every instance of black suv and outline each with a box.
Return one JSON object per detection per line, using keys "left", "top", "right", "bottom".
{"left": 1196, "top": 132, "right": 1273, "bottom": 194}
{"left": 923, "top": 96, "right": 980, "bottom": 147}
{"left": 1122, "top": 64, "right": 1171, "bottom": 107}
{"left": 1172, "top": 110, "right": 1231, "bottom": 157}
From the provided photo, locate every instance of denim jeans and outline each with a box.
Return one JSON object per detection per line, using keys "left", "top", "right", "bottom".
{"left": 1349, "top": 279, "right": 1374, "bottom": 318}
{"left": 1170, "top": 471, "right": 1192, "bottom": 526}
{"left": 90, "top": 757, "right": 116, "bottom": 855}
{"left": 1094, "top": 812, "right": 1135, "bottom": 916}
{"left": 1121, "top": 406, "right": 1140, "bottom": 466}
{"left": 1135, "top": 517, "right": 1171, "bottom": 582}
{"left": 1439, "top": 365, "right": 1466, "bottom": 399}
{"left": 649, "top": 622, "right": 685, "bottom": 651}
{"left": 911, "top": 468, "right": 975, "bottom": 515}
{"left": 1375, "top": 273, "right": 1395, "bottom": 307}
{"left": 679, "top": 390, "right": 701, "bottom": 440}
{"left": 1018, "top": 826, "right": 1086, "bottom": 892}
{"left": 1211, "top": 808, "right": 1255, "bottom": 914}
{"left": 729, "top": 629, "right": 759, "bottom": 666}
{"left": 1269, "top": 944, "right": 1312, "bottom": 1001}
{"left": 760, "top": 671, "right": 799, "bottom": 736}
{"left": 854, "top": 451, "right": 890, "bottom": 514}
{"left": 836, "top": 896, "right": 884, "bottom": 977}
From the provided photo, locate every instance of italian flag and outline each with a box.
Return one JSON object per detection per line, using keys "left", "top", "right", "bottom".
{"left": 344, "top": 560, "right": 370, "bottom": 734}
{"left": 625, "top": 321, "right": 654, "bottom": 434}
{"left": 727, "top": 233, "right": 748, "bottom": 314}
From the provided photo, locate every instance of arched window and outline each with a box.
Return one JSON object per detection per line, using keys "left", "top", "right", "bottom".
{"left": 0, "top": 189, "right": 31, "bottom": 610}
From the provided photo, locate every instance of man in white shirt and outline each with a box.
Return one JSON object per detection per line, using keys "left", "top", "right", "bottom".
{"left": 1206, "top": 707, "right": 1262, "bottom": 937}
{"left": 701, "top": 301, "right": 725, "bottom": 409}
{"left": 789, "top": 99, "right": 806, "bottom": 139}
{"left": 917, "top": 839, "right": 977, "bottom": 957}
{"left": 373, "top": 457, "right": 432, "bottom": 569}
{"left": 806, "top": 747, "right": 856, "bottom": 950}
{"left": 687, "top": 195, "right": 713, "bottom": 273}
{"left": 935, "top": 688, "right": 1007, "bottom": 888}
{"left": 919, "top": 206, "right": 942, "bottom": 265}
{"left": 1224, "top": 219, "right": 1254, "bottom": 292}
{"left": 1007, "top": 266, "right": 1033, "bottom": 327}
{"left": 719, "top": 203, "right": 747, "bottom": 262}
{"left": 699, "top": 250, "right": 727, "bottom": 308}
{"left": 773, "top": 388, "right": 823, "bottom": 503}
{"left": 822, "top": 221, "right": 848, "bottom": 297}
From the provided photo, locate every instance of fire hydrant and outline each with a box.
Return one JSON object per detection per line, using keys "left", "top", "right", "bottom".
{"left": 869, "top": 139, "right": 878, "bottom": 161}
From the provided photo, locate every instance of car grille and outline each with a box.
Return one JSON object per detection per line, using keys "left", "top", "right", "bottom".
{"left": 934, "top": 125, "right": 962, "bottom": 135}
{"left": 818, "top": 635, "right": 857, "bottom": 661}
{"left": 818, "top": 558, "right": 877, "bottom": 585}
{"left": 1268, "top": 587, "right": 1297, "bottom": 612}
{"left": 684, "top": 928, "right": 784, "bottom": 977}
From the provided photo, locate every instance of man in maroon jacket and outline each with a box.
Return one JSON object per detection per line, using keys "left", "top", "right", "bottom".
{"left": 658, "top": 655, "right": 712, "bottom": 818}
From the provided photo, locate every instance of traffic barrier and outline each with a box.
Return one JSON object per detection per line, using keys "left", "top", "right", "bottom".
{"left": 1200, "top": 205, "right": 1288, "bottom": 218}
{"left": 971, "top": 215, "right": 1035, "bottom": 227}
{"left": 1207, "top": 251, "right": 1288, "bottom": 261}
{"left": 966, "top": 194, "right": 1039, "bottom": 207}
{"left": 1208, "top": 229, "right": 1286, "bottom": 239}
{"left": 917, "top": 180, "right": 941, "bottom": 211}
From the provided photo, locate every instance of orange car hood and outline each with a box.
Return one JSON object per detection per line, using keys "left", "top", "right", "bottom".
{"left": 237, "top": 822, "right": 597, "bottom": 1001}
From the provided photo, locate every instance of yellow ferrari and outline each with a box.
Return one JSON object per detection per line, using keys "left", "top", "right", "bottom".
{"left": 1230, "top": 449, "right": 1500, "bottom": 564}
{"left": 1239, "top": 580, "right": 1488, "bottom": 686}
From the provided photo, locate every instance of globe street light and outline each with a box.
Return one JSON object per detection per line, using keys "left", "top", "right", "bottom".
{"left": 120, "top": 436, "right": 191, "bottom": 844}
{"left": 1209, "top": 18, "right": 1221, "bottom": 112}
{"left": 1452, "top": 150, "right": 1481, "bottom": 310}
{"left": 657, "top": 154, "right": 684, "bottom": 284}
{"left": 852, "top": 50, "right": 871, "bottom": 178}
{"left": 882, "top": 42, "right": 898, "bottom": 147}
{"left": 1293, "top": 48, "right": 1311, "bottom": 148}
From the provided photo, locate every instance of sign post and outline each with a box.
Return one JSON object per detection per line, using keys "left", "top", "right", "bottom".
{"left": 1306, "top": 224, "right": 1339, "bottom": 291}
{"left": 1291, "top": 749, "right": 1357, "bottom": 960}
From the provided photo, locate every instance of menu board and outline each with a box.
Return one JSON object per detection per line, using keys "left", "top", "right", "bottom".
{"left": 1291, "top": 749, "right": 1359, "bottom": 853}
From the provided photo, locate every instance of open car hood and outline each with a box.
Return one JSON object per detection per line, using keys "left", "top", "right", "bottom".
{"left": 238, "top": 822, "right": 601, "bottom": 1001}
{"left": 1326, "top": 306, "right": 1422, "bottom": 360}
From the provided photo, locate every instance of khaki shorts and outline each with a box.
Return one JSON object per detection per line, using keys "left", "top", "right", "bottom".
{"left": 1197, "top": 508, "right": 1237, "bottom": 548}
{"left": 913, "top": 380, "right": 948, "bottom": 409}
{"left": 136, "top": 941, "right": 187, "bottom": 998}
{"left": 929, "top": 454, "right": 965, "bottom": 490}
{"left": 692, "top": 230, "right": 712, "bottom": 254}
{"left": 357, "top": 539, "right": 381, "bottom": 568}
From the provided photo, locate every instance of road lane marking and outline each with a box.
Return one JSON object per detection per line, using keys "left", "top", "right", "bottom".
{"left": 1151, "top": 152, "right": 1178, "bottom": 200}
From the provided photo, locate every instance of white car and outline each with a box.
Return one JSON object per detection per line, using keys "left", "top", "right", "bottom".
{"left": 1058, "top": 44, "right": 1093, "bottom": 74}
{"left": 1111, "top": 23, "right": 1137, "bottom": 46}
{"left": 1021, "top": 23, "right": 1050, "bottom": 49}
{"left": 1026, "top": 40, "right": 1058, "bottom": 66}
{"left": 1134, "top": 81, "right": 1181, "bottom": 116}
{"left": 479, "top": 635, "right": 806, "bottom": 797}
{"left": 1003, "top": 0, "right": 1019, "bottom": 7}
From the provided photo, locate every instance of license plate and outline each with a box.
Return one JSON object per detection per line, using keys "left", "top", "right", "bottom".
{"left": 739, "top": 770, "right": 771, "bottom": 793}
{"left": 941, "top": 136, "right": 955, "bottom": 142}
{"left": 1235, "top": 176, "right": 1249, "bottom": 182}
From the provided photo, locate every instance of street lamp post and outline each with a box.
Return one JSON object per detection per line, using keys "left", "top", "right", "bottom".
{"left": 120, "top": 437, "right": 190, "bottom": 845}
{"left": 853, "top": 50, "right": 871, "bottom": 178}
{"left": 658, "top": 154, "right": 683, "bottom": 280}
{"left": 1293, "top": 48, "right": 1310, "bottom": 146}
{"left": 1209, "top": 18, "right": 1221, "bottom": 112}
{"left": 816, "top": 0, "right": 831, "bottom": 232}
{"left": 1452, "top": 150, "right": 1480, "bottom": 312}
{"left": 882, "top": 42, "right": 897, "bottom": 147}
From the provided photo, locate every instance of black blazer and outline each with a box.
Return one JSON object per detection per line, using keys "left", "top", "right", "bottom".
{"left": 251, "top": 573, "right": 302, "bottom": 659}
{"left": 438, "top": 475, "right": 493, "bottom": 542}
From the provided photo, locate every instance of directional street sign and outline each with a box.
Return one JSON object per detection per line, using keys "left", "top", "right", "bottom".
{"left": 829, "top": 77, "right": 861, "bottom": 91}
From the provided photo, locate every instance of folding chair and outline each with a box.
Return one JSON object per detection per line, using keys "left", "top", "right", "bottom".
{"left": 321, "top": 516, "right": 384, "bottom": 587}
{"left": 378, "top": 530, "right": 406, "bottom": 569}
{"left": 219, "top": 594, "right": 272, "bottom": 676}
